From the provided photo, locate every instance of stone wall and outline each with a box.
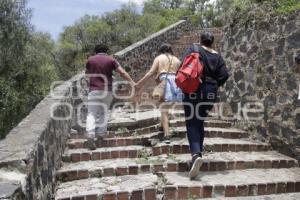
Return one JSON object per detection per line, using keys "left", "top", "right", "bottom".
{"left": 0, "top": 74, "right": 85, "bottom": 199}
{"left": 113, "top": 20, "right": 192, "bottom": 102}
{"left": 114, "top": 20, "right": 191, "bottom": 79}
{"left": 221, "top": 9, "right": 300, "bottom": 160}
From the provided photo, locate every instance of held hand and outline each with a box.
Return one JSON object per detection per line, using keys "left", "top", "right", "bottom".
{"left": 130, "top": 82, "right": 140, "bottom": 94}
{"left": 129, "top": 81, "right": 136, "bottom": 88}
{"left": 135, "top": 81, "right": 142, "bottom": 91}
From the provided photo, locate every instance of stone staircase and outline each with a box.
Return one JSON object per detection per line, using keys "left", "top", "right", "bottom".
{"left": 54, "top": 109, "right": 300, "bottom": 200}
{"left": 172, "top": 28, "right": 223, "bottom": 58}
{"left": 54, "top": 26, "right": 300, "bottom": 200}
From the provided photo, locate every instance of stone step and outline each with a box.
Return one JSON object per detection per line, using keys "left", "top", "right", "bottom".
{"left": 62, "top": 138, "right": 271, "bottom": 163}
{"left": 72, "top": 113, "right": 235, "bottom": 140}
{"left": 170, "top": 127, "right": 248, "bottom": 139}
{"left": 55, "top": 174, "right": 158, "bottom": 200}
{"left": 152, "top": 138, "right": 271, "bottom": 156}
{"left": 108, "top": 115, "right": 159, "bottom": 131}
{"left": 162, "top": 168, "right": 300, "bottom": 199}
{"left": 107, "top": 109, "right": 235, "bottom": 131}
{"left": 70, "top": 125, "right": 241, "bottom": 141}
{"left": 67, "top": 132, "right": 163, "bottom": 149}
{"left": 70, "top": 124, "right": 161, "bottom": 139}
{"left": 108, "top": 113, "right": 233, "bottom": 131}
{"left": 107, "top": 109, "right": 184, "bottom": 131}
{"left": 56, "top": 151, "right": 298, "bottom": 182}
{"left": 170, "top": 119, "right": 232, "bottom": 129}
{"left": 55, "top": 168, "right": 300, "bottom": 200}
{"left": 67, "top": 127, "right": 247, "bottom": 149}
{"left": 205, "top": 193, "right": 300, "bottom": 200}
{"left": 62, "top": 146, "right": 150, "bottom": 163}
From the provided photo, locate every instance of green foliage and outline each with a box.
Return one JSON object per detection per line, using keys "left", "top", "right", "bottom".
{"left": 0, "top": 0, "right": 31, "bottom": 75}
{"left": 230, "top": 0, "right": 252, "bottom": 12}
{"left": 0, "top": 0, "right": 57, "bottom": 138}
{"left": 273, "top": 0, "right": 300, "bottom": 13}
{"left": 228, "top": 0, "right": 300, "bottom": 14}
{"left": 209, "top": 0, "right": 299, "bottom": 27}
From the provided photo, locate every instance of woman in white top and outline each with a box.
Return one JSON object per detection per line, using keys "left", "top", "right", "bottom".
{"left": 136, "top": 43, "right": 182, "bottom": 143}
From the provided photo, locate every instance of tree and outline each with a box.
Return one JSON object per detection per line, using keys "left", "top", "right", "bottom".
{"left": 144, "top": 0, "right": 185, "bottom": 13}
{"left": 184, "top": 0, "right": 209, "bottom": 12}
{"left": 0, "top": 0, "right": 32, "bottom": 138}
{"left": 0, "top": 0, "right": 31, "bottom": 75}
{"left": 55, "top": 2, "right": 147, "bottom": 80}
{"left": 0, "top": 0, "right": 57, "bottom": 138}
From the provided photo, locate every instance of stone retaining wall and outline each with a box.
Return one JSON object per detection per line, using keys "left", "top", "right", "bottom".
{"left": 114, "top": 20, "right": 191, "bottom": 79}
{"left": 0, "top": 74, "right": 85, "bottom": 199}
{"left": 220, "top": 10, "right": 300, "bottom": 160}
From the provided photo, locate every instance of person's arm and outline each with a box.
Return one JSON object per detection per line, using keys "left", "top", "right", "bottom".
{"left": 215, "top": 56, "right": 230, "bottom": 87}
{"left": 115, "top": 66, "right": 135, "bottom": 85}
{"left": 136, "top": 57, "right": 159, "bottom": 88}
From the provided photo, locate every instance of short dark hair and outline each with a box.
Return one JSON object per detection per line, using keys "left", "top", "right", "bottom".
{"left": 159, "top": 43, "right": 174, "bottom": 55}
{"left": 95, "top": 44, "right": 109, "bottom": 54}
{"left": 296, "top": 54, "right": 300, "bottom": 64}
{"left": 201, "top": 32, "right": 215, "bottom": 48}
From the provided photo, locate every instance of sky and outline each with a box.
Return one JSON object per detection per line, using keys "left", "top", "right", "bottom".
{"left": 28, "top": 0, "right": 145, "bottom": 40}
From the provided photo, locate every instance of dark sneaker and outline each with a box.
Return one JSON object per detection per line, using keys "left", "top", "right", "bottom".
{"left": 189, "top": 155, "right": 203, "bottom": 180}
{"left": 164, "top": 140, "right": 171, "bottom": 144}
{"left": 163, "top": 135, "right": 171, "bottom": 144}
{"left": 85, "top": 138, "right": 96, "bottom": 151}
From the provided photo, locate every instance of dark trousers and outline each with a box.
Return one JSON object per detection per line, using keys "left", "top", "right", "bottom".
{"left": 183, "top": 83, "right": 218, "bottom": 155}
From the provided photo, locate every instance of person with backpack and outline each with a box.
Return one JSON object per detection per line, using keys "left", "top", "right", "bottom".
{"left": 136, "top": 43, "right": 182, "bottom": 143}
{"left": 176, "top": 32, "right": 230, "bottom": 179}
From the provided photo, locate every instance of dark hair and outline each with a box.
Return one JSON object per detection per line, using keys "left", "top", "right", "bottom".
{"left": 201, "top": 32, "right": 215, "bottom": 48}
{"left": 296, "top": 54, "right": 300, "bottom": 64}
{"left": 159, "top": 43, "right": 173, "bottom": 55}
{"left": 95, "top": 44, "right": 109, "bottom": 54}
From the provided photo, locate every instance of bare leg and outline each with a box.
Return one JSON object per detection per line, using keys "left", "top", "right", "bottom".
{"left": 161, "top": 109, "right": 169, "bottom": 137}
{"left": 160, "top": 103, "right": 171, "bottom": 138}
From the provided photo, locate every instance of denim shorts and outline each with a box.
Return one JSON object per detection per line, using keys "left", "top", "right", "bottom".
{"left": 159, "top": 73, "right": 183, "bottom": 102}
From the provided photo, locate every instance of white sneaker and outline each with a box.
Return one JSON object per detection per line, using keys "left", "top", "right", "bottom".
{"left": 189, "top": 157, "right": 203, "bottom": 180}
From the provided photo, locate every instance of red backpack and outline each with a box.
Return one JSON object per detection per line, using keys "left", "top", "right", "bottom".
{"left": 175, "top": 45, "right": 204, "bottom": 93}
